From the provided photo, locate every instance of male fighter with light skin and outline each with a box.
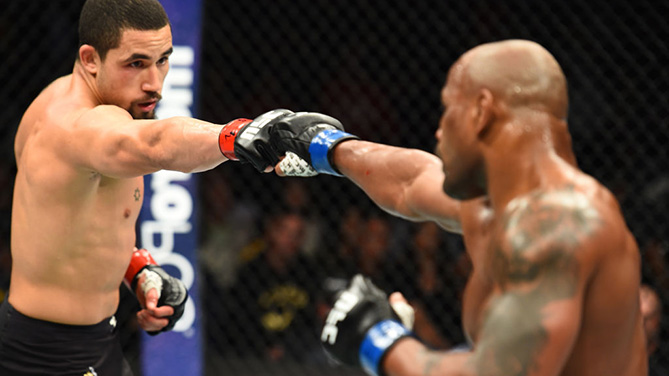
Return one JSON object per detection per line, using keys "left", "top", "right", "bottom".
{"left": 270, "top": 40, "right": 647, "bottom": 375}
{"left": 2, "top": 0, "right": 337, "bottom": 374}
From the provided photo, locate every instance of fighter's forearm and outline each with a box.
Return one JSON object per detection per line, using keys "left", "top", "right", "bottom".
{"left": 332, "top": 140, "right": 459, "bottom": 228}
{"left": 138, "top": 116, "right": 226, "bottom": 174}
{"left": 384, "top": 338, "right": 474, "bottom": 376}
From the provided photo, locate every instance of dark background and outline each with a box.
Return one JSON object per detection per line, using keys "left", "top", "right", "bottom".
{"left": 1, "top": 0, "right": 667, "bottom": 375}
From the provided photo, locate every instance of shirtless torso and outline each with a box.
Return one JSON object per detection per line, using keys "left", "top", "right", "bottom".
{"left": 459, "top": 179, "right": 646, "bottom": 375}
{"left": 11, "top": 76, "right": 143, "bottom": 324}
{"left": 9, "top": 26, "right": 226, "bottom": 327}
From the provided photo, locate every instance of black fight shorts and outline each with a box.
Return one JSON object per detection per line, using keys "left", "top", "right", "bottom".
{"left": 0, "top": 299, "right": 133, "bottom": 376}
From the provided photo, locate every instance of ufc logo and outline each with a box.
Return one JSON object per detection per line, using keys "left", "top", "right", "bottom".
{"left": 239, "top": 110, "right": 287, "bottom": 140}
{"left": 321, "top": 291, "right": 359, "bottom": 344}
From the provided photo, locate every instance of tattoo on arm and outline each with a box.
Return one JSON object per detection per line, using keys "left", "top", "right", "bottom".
{"left": 472, "top": 190, "right": 601, "bottom": 376}
{"left": 418, "top": 348, "right": 443, "bottom": 376}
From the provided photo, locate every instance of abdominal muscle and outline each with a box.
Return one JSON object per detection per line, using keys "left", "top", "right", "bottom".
{"left": 8, "top": 226, "right": 136, "bottom": 325}
{"left": 8, "top": 170, "right": 140, "bottom": 325}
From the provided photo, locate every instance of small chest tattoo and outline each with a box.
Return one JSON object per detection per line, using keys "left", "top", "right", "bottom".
{"left": 133, "top": 188, "right": 141, "bottom": 201}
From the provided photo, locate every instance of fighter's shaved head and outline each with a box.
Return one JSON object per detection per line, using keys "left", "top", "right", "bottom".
{"left": 456, "top": 40, "right": 568, "bottom": 119}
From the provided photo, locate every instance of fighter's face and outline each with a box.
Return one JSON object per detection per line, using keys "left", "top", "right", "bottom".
{"left": 435, "top": 67, "right": 486, "bottom": 200}
{"left": 96, "top": 26, "right": 172, "bottom": 119}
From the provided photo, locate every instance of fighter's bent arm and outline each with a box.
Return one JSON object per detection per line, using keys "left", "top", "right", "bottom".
{"left": 383, "top": 197, "right": 596, "bottom": 376}
{"left": 333, "top": 140, "right": 462, "bottom": 233}
{"left": 67, "top": 105, "right": 224, "bottom": 178}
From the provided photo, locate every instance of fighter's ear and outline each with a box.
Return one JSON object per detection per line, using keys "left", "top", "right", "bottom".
{"left": 474, "top": 88, "right": 494, "bottom": 137}
{"left": 79, "top": 45, "right": 100, "bottom": 75}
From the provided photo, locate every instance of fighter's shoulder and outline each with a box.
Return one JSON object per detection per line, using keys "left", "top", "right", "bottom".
{"left": 22, "top": 76, "right": 126, "bottom": 132}
{"left": 16, "top": 77, "right": 72, "bottom": 151}
{"left": 509, "top": 181, "right": 628, "bottom": 245}
{"left": 502, "top": 186, "right": 609, "bottom": 245}
{"left": 75, "top": 104, "right": 132, "bottom": 129}
{"left": 43, "top": 76, "right": 131, "bottom": 129}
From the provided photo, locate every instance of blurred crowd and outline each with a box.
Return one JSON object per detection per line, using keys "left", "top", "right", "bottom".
{"left": 197, "top": 171, "right": 470, "bottom": 371}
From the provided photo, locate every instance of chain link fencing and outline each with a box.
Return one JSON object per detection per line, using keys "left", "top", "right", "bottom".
{"left": 1, "top": 0, "right": 667, "bottom": 375}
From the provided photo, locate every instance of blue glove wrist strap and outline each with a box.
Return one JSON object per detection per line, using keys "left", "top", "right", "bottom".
{"left": 359, "top": 320, "right": 411, "bottom": 376}
{"left": 309, "top": 129, "right": 355, "bottom": 176}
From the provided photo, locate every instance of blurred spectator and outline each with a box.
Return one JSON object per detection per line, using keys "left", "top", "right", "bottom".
{"left": 640, "top": 284, "right": 662, "bottom": 357}
{"left": 318, "top": 204, "right": 365, "bottom": 303}
{"left": 319, "top": 210, "right": 403, "bottom": 319}
{"left": 354, "top": 214, "right": 400, "bottom": 293}
{"left": 400, "top": 222, "right": 469, "bottom": 349}
{"left": 335, "top": 205, "right": 365, "bottom": 272}
{"left": 278, "top": 178, "right": 324, "bottom": 257}
{"left": 642, "top": 238, "right": 669, "bottom": 292}
{"left": 222, "top": 210, "right": 325, "bottom": 363}
{"left": 640, "top": 283, "right": 664, "bottom": 376}
{"left": 199, "top": 170, "right": 262, "bottom": 290}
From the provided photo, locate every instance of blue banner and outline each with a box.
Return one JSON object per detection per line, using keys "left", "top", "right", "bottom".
{"left": 138, "top": 1, "right": 204, "bottom": 375}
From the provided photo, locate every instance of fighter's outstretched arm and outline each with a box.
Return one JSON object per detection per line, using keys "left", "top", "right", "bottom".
{"left": 63, "top": 106, "right": 292, "bottom": 178}
{"left": 272, "top": 119, "right": 463, "bottom": 233}
{"left": 332, "top": 140, "right": 462, "bottom": 233}
{"left": 64, "top": 105, "right": 230, "bottom": 178}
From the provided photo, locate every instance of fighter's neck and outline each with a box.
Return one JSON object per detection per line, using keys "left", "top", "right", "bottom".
{"left": 483, "top": 119, "right": 566, "bottom": 213}
{"left": 72, "top": 61, "right": 104, "bottom": 106}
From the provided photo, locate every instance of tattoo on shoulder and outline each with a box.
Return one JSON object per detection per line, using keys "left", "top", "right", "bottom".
{"left": 496, "top": 188, "right": 602, "bottom": 290}
{"left": 473, "top": 188, "right": 603, "bottom": 376}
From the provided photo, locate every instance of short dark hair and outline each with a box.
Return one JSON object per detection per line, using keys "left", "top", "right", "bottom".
{"left": 78, "top": 0, "right": 170, "bottom": 60}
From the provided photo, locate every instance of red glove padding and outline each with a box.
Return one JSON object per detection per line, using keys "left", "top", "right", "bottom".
{"left": 218, "top": 109, "right": 294, "bottom": 172}
{"left": 218, "top": 118, "right": 252, "bottom": 161}
{"left": 124, "top": 248, "right": 157, "bottom": 287}
{"left": 125, "top": 248, "right": 188, "bottom": 335}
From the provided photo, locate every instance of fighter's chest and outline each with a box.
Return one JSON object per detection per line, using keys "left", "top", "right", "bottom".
{"left": 95, "top": 175, "right": 145, "bottom": 220}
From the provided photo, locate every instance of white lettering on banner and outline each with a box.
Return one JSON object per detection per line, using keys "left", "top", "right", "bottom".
{"left": 156, "top": 46, "right": 195, "bottom": 119}
{"left": 141, "top": 171, "right": 196, "bottom": 333}
{"left": 143, "top": 46, "right": 198, "bottom": 333}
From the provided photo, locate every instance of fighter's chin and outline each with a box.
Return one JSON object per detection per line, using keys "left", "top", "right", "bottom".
{"left": 442, "top": 179, "right": 483, "bottom": 201}
{"left": 130, "top": 108, "right": 157, "bottom": 120}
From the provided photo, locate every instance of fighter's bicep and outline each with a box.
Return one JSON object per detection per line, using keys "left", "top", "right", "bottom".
{"left": 471, "top": 194, "right": 602, "bottom": 375}
{"left": 403, "top": 160, "right": 463, "bottom": 233}
{"left": 67, "top": 106, "right": 160, "bottom": 177}
{"left": 475, "top": 240, "right": 586, "bottom": 375}
{"left": 64, "top": 106, "right": 131, "bottom": 167}
{"left": 472, "top": 288, "right": 583, "bottom": 376}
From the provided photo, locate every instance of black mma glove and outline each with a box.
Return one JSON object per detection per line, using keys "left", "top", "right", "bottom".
{"left": 270, "top": 112, "right": 359, "bottom": 176}
{"left": 321, "top": 274, "right": 413, "bottom": 376}
{"left": 218, "top": 109, "right": 293, "bottom": 172}
{"left": 124, "top": 248, "right": 188, "bottom": 335}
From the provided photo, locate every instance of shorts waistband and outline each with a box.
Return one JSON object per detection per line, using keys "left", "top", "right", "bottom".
{"left": 0, "top": 299, "right": 116, "bottom": 336}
